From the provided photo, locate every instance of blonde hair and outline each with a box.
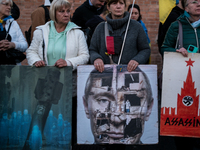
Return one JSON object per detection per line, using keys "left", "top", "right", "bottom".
{"left": 49, "top": 0, "right": 71, "bottom": 23}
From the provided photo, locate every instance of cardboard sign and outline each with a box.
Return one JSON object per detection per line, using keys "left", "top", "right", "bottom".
{"left": 160, "top": 52, "right": 200, "bottom": 137}
{"left": 0, "top": 66, "right": 72, "bottom": 150}
{"left": 77, "top": 65, "right": 158, "bottom": 144}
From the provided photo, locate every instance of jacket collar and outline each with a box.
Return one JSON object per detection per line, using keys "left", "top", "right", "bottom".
{"left": 36, "top": 21, "right": 81, "bottom": 31}
{"left": 106, "top": 11, "right": 129, "bottom": 32}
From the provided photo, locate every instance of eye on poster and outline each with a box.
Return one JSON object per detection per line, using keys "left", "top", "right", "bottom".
{"left": 77, "top": 65, "right": 158, "bottom": 144}
{"left": 160, "top": 52, "right": 200, "bottom": 137}
{"left": 0, "top": 66, "right": 72, "bottom": 150}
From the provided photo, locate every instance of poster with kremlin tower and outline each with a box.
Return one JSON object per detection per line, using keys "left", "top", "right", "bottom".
{"left": 160, "top": 52, "right": 200, "bottom": 137}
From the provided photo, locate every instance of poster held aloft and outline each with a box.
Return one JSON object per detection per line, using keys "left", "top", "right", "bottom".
{"left": 77, "top": 65, "right": 158, "bottom": 145}
{"left": 160, "top": 52, "right": 200, "bottom": 138}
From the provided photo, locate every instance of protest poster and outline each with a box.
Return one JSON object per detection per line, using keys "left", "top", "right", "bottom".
{"left": 0, "top": 66, "right": 72, "bottom": 150}
{"left": 160, "top": 52, "right": 200, "bottom": 137}
{"left": 77, "top": 65, "right": 158, "bottom": 144}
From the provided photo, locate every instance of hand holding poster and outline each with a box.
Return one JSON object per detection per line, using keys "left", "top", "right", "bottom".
{"left": 77, "top": 65, "right": 158, "bottom": 144}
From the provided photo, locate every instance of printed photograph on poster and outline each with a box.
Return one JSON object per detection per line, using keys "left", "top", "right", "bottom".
{"left": 0, "top": 66, "right": 72, "bottom": 150}
{"left": 77, "top": 65, "right": 158, "bottom": 144}
{"left": 160, "top": 52, "right": 200, "bottom": 138}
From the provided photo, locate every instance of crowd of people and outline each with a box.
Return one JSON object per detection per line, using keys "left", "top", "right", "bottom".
{"left": 1, "top": 0, "right": 200, "bottom": 149}
{"left": 0, "top": 0, "right": 152, "bottom": 67}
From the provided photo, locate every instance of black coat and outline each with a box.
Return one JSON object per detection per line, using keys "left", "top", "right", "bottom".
{"left": 11, "top": 2, "right": 20, "bottom": 20}
{"left": 85, "top": 15, "right": 104, "bottom": 34}
{"left": 157, "top": 6, "right": 184, "bottom": 56}
{"left": 71, "top": 0, "right": 104, "bottom": 29}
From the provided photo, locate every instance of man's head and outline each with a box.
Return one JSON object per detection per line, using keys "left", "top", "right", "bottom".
{"left": 83, "top": 65, "right": 153, "bottom": 144}
{"left": 90, "top": 0, "right": 106, "bottom": 8}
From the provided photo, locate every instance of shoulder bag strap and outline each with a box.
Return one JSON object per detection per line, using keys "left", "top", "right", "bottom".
{"left": 43, "top": 6, "right": 50, "bottom": 22}
{"left": 42, "top": 39, "right": 45, "bottom": 63}
{"left": 104, "top": 22, "right": 115, "bottom": 64}
{"left": 5, "top": 21, "right": 13, "bottom": 39}
{"left": 104, "top": 22, "right": 109, "bottom": 48}
{"left": 177, "top": 20, "right": 183, "bottom": 49}
{"left": 40, "top": 5, "right": 50, "bottom": 23}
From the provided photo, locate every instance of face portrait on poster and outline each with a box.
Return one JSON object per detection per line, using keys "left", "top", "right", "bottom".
{"left": 0, "top": 66, "right": 72, "bottom": 150}
{"left": 77, "top": 65, "right": 158, "bottom": 145}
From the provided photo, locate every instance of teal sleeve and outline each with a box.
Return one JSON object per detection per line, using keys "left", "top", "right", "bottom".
{"left": 161, "top": 21, "right": 179, "bottom": 56}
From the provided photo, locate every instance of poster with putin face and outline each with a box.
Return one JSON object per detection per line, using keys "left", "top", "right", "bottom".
{"left": 160, "top": 52, "right": 200, "bottom": 138}
{"left": 77, "top": 65, "right": 158, "bottom": 144}
{"left": 0, "top": 66, "right": 72, "bottom": 150}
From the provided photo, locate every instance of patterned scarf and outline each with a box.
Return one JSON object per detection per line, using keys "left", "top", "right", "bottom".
{"left": 0, "top": 15, "right": 12, "bottom": 31}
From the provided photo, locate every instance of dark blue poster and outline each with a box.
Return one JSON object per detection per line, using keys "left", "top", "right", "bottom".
{"left": 0, "top": 66, "right": 72, "bottom": 150}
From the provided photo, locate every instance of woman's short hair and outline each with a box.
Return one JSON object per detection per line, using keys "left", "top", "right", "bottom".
{"left": 128, "top": 4, "right": 142, "bottom": 21}
{"left": 107, "top": 0, "right": 126, "bottom": 7}
{"left": 181, "top": 0, "right": 187, "bottom": 9}
{"left": 0, "top": 0, "right": 13, "bottom": 7}
{"left": 49, "top": 0, "right": 71, "bottom": 23}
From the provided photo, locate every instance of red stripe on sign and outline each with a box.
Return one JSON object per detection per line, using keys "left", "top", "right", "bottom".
{"left": 106, "top": 36, "right": 115, "bottom": 54}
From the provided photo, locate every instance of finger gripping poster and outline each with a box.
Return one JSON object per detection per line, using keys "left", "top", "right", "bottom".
{"left": 160, "top": 52, "right": 200, "bottom": 138}
{"left": 0, "top": 66, "right": 72, "bottom": 150}
{"left": 77, "top": 65, "right": 158, "bottom": 145}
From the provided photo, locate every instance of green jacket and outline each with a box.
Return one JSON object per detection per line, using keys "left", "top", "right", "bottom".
{"left": 161, "top": 14, "right": 200, "bottom": 56}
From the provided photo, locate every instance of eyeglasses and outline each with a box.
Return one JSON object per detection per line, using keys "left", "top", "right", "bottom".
{"left": 186, "top": 0, "right": 200, "bottom": 6}
{"left": 0, "top": 2, "right": 12, "bottom": 7}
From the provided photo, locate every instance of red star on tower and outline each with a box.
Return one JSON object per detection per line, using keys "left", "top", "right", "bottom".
{"left": 185, "top": 58, "right": 195, "bottom": 67}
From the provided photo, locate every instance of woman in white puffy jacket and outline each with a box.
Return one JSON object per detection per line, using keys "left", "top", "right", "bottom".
{"left": 26, "top": 0, "right": 89, "bottom": 70}
{"left": 0, "top": 0, "right": 28, "bottom": 65}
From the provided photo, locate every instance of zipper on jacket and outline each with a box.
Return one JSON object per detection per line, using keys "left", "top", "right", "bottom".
{"left": 186, "top": 18, "right": 199, "bottom": 52}
{"left": 194, "top": 28, "right": 199, "bottom": 52}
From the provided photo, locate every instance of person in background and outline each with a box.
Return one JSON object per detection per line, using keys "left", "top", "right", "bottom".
{"left": 161, "top": 0, "right": 200, "bottom": 57}
{"left": 128, "top": 4, "right": 150, "bottom": 46}
{"left": 71, "top": 0, "right": 106, "bottom": 29}
{"left": 89, "top": 0, "right": 150, "bottom": 73}
{"left": 85, "top": 6, "right": 108, "bottom": 46}
{"left": 30, "top": 0, "right": 53, "bottom": 41}
{"left": 0, "top": 0, "right": 28, "bottom": 65}
{"left": 158, "top": 0, "right": 184, "bottom": 57}
{"left": 11, "top": 2, "right": 20, "bottom": 20}
{"left": 85, "top": 6, "right": 108, "bottom": 35}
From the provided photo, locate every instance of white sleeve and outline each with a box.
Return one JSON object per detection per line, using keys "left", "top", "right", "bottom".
{"left": 9, "top": 21, "right": 28, "bottom": 52}
{"left": 67, "top": 30, "right": 89, "bottom": 70}
{"left": 26, "top": 29, "right": 44, "bottom": 65}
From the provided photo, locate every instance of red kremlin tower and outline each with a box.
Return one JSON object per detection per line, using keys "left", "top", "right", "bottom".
{"left": 160, "top": 59, "right": 200, "bottom": 137}
{"left": 177, "top": 59, "right": 199, "bottom": 116}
